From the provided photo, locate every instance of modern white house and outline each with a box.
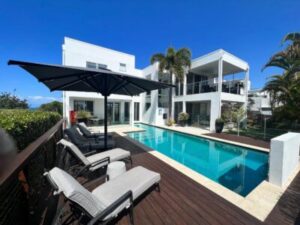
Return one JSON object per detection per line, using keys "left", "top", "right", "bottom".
{"left": 248, "top": 89, "right": 272, "bottom": 117}
{"left": 62, "top": 37, "right": 250, "bottom": 132}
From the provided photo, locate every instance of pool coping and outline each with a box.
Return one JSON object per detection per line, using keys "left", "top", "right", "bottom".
{"left": 120, "top": 124, "right": 300, "bottom": 221}
{"left": 142, "top": 123, "right": 270, "bottom": 153}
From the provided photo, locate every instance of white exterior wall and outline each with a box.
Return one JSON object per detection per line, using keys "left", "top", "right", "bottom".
{"left": 62, "top": 37, "right": 142, "bottom": 125}
{"left": 62, "top": 37, "right": 249, "bottom": 130}
{"left": 140, "top": 63, "right": 168, "bottom": 126}
{"left": 248, "top": 89, "right": 272, "bottom": 116}
{"left": 269, "top": 132, "right": 300, "bottom": 186}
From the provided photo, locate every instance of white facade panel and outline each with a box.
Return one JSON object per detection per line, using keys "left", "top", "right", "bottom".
{"left": 62, "top": 37, "right": 249, "bottom": 131}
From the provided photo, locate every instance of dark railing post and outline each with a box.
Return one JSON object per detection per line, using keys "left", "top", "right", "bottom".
{"left": 104, "top": 94, "right": 108, "bottom": 150}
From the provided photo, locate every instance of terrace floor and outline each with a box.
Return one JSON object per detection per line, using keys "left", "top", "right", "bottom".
{"left": 60, "top": 134, "right": 300, "bottom": 225}
{"left": 205, "top": 132, "right": 270, "bottom": 149}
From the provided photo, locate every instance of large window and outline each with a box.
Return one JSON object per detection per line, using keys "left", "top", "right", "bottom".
{"left": 114, "top": 103, "right": 120, "bottom": 123}
{"left": 124, "top": 102, "right": 130, "bottom": 123}
{"left": 174, "top": 102, "right": 183, "bottom": 122}
{"left": 134, "top": 102, "right": 140, "bottom": 121}
{"left": 86, "top": 61, "right": 107, "bottom": 70}
{"left": 74, "top": 100, "right": 94, "bottom": 114}
{"left": 158, "top": 73, "right": 169, "bottom": 108}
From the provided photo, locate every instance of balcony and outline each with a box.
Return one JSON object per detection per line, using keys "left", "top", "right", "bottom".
{"left": 186, "top": 79, "right": 245, "bottom": 95}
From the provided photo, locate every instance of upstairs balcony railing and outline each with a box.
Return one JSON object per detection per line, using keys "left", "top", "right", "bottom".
{"left": 186, "top": 79, "right": 244, "bottom": 95}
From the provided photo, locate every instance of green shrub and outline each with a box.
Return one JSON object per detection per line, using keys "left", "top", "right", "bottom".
{"left": 0, "top": 109, "right": 61, "bottom": 151}
{"left": 166, "top": 118, "right": 175, "bottom": 126}
{"left": 178, "top": 112, "right": 189, "bottom": 121}
{"left": 215, "top": 118, "right": 224, "bottom": 124}
{"left": 76, "top": 110, "right": 91, "bottom": 119}
{"left": 39, "top": 101, "right": 63, "bottom": 115}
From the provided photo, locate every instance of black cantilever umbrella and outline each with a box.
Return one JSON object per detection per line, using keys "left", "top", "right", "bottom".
{"left": 8, "top": 60, "right": 174, "bottom": 149}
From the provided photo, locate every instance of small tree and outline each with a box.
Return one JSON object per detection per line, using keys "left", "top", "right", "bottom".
{"left": 39, "top": 101, "right": 63, "bottom": 115}
{"left": 178, "top": 112, "right": 189, "bottom": 126}
{"left": 232, "top": 106, "right": 246, "bottom": 136}
{"left": 0, "top": 92, "right": 28, "bottom": 109}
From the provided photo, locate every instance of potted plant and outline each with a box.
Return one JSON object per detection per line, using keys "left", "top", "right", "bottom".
{"left": 76, "top": 110, "right": 91, "bottom": 124}
{"left": 166, "top": 118, "right": 175, "bottom": 126}
{"left": 215, "top": 118, "right": 224, "bottom": 133}
{"left": 178, "top": 112, "right": 189, "bottom": 127}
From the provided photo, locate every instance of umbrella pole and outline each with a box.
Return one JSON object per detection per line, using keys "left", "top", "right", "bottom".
{"left": 104, "top": 95, "right": 108, "bottom": 150}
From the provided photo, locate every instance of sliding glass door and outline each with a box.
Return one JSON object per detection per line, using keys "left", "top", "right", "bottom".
{"left": 107, "top": 102, "right": 121, "bottom": 125}
{"left": 134, "top": 102, "right": 140, "bottom": 121}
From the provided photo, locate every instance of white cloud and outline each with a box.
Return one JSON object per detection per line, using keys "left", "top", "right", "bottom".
{"left": 27, "top": 96, "right": 62, "bottom": 107}
{"left": 28, "top": 96, "right": 60, "bottom": 101}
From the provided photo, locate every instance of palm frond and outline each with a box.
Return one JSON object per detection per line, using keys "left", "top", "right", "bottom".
{"left": 150, "top": 53, "right": 165, "bottom": 65}
{"left": 176, "top": 48, "right": 192, "bottom": 68}
{"left": 281, "top": 32, "right": 300, "bottom": 45}
{"left": 262, "top": 52, "right": 291, "bottom": 71}
{"left": 173, "top": 64, "right": 184, "bottom": 82}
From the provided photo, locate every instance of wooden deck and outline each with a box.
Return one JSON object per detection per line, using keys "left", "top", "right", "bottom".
{"left": 204, "top": 133, "right": 270, "bottom": 149}
{"left": 65, "top": 134, "right": 300, "bottom": 225}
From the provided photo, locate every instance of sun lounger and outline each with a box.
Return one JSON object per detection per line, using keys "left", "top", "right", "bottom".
{"left": 64, "top": 127, "right": 115, "bottom": 154}
{"left": 57, "top": 139, "right": 132, "bottom": 176}
{"left": 44, "top": 166, "right": 160, "bottom": 225}
{"left": 76, "top": 123, "right": 112, "bottom": 139}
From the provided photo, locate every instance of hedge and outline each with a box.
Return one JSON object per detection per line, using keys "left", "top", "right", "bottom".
{"left": 0, "top": 109, "right": 61, "bottom": 151}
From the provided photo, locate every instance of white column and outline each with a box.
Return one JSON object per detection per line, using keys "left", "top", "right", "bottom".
{"left": 218, "top": 58, "right": 223, "bottom": 95}
{"left": 217, "top": 58, "right": 223, "bottom": 118}
{"left": 183, "top": 73, "right": 187, "bottom": 96}
{"left": 210, "top": 98, "right": 220, "bottom": 132}
{"left": 243, "top": 68, "right": 250, "bottom": 127}
{"left": 182, "top": 101, "right": 186, "bottom": 113}
{"left": 171, "top": 75, "right": 176, "bottom": 119}
{"left": 244, "top": 68, "right": 250, "bottom": 110}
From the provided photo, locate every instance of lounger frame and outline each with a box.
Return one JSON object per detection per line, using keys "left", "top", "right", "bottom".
{"left": 45, "top": 173, "right": 160, "bottom": 225}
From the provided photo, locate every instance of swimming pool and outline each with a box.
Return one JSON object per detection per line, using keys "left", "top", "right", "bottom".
{"left": 128, "top": 123, "right": 268, "bottom": 196}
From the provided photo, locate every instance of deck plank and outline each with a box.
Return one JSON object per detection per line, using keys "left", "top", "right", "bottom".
{"left": 59, "top": 133, "right": 300, "bottom": 225}
{"left": 110, "top": 134, "right": 263, "bottom": 225}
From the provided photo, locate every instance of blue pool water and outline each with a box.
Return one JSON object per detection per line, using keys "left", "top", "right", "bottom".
{"left": 128, "top": 124, "right": 268, "bottom": 196}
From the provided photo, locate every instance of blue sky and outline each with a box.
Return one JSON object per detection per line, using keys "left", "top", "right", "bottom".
{"left": 0, "top": 0, "right": 299, "bottom": 107}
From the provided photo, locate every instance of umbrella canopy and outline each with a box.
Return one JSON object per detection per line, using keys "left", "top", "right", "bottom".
{"left": 8, "top": 60, "right": 174, "bottom": 149}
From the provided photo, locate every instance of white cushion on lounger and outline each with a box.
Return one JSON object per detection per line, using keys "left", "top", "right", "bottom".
{"left": 48, "top": 166, "right": 160, "bottom": 220}
{"left": 58, "top": 139, "right": 90, "bottom": 165}
{"left": 92, "top": 166, "right": 160, "bottom": 218}
{"left": 87, "top": 148, "right": 130, "bottom": 170}
{"left": 92, "top": 166, "right": 160, "bottom": 206}
{"left": 58, "top": 139, "right": 131, "bottom": 171}
{"left": 48, "top": 167, "right": 105, "bottom": 217}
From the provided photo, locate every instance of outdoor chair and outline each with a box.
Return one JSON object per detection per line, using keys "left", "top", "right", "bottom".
{"left": 64, "top": 127, "right": 115, "bottom": 154}
{"left": 57, "top": 139, "right": 132, "bottom": 178}
{"left": 44, "top": 166, "right": 161, "bottom": 225}
{"left": 76, "top": 123, "right": 112, "bottom": 140}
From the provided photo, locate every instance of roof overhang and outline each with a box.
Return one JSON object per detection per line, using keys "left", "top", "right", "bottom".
{"left": 190, "top": 49, "right": 249, "bottom": 76}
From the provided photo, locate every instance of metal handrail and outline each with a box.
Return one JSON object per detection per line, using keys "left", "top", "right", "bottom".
{"left": 186, "top": 79, "right": 244, "bottom": 95}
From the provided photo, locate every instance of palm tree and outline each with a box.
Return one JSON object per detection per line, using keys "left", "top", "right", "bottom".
{"left": 263, "top": 73, "right": 300, "bottom": 120}
{"left": 263, "top": 32, "right": 300, "bottom": 78}
{"left": 150, "top": 47, "right": 191, "bottom": 119}
{"left": 263, "top": 32, "right": 300, "bottom": 122}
